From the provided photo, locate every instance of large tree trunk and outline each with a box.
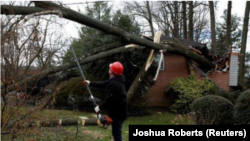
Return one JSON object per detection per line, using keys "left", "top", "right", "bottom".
{"left": 1, "top": 2, "right": 214, "bottom": 67}
{"left": 145, "top": 1, "right": 154, "bottom": 37}
{"left": 127, "top": 61, "right": 148, "bottom": 101}
{"left": 239, "top": 1, "right": 250, "bottom": 86}
{"left": 128, "top": 31, "right": 162, "bottom": 101}
{"left": 209, "top": 1, "right": 216, "bottom": 49}
{"left": 173, "top": 1, "right": 179, "bottom": 38}
{"left": 182, "top": 1, "right": 187, "bottom": 39}
{"left": 226, "top": 1, "right": 232, "bottom": 48}
{"left": 188, "top": 1, "right": 193, "bottom": 41}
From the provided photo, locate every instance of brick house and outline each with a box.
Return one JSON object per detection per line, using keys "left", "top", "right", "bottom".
{"left": 142, "top": 35, "right": 234, "bottom": 107}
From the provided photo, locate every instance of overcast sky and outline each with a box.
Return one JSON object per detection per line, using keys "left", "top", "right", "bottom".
{"left": 1, "top": 0, "right": 249, "bottom": 52}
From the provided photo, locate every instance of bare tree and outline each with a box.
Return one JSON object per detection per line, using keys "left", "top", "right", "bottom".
{"left": 123, "top": 1, "right": 155, "bottom": 36}
{"left": 152, "top": 1, "right": 182, "bottom": 38}
{"left": 1, "top": 2, "right": 69, "bottom": 138}
{"left": 193, "top": 4, "right": 210, "bottom": 42}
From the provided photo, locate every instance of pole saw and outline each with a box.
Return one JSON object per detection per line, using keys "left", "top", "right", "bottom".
{"left": 69, "top": 45, "right": 101, "bottom": 119}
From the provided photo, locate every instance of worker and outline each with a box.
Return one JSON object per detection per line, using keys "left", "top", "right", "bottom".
{"left": 82, "top": 61, "right": 128, "bottom": 141}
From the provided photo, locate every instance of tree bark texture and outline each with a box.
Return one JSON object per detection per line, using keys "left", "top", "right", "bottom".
{"left": 226, "top": 1, "right": 232, "bottom": 48}
{"left": 209, "top": 1, "right": 216, "bottom": 49}
{"left": 145, "top": 1, "right": 155, "bottom": 37}
{"left": 239, "top": 1, "right": 250, "bottom": 86}
{"left": 182, "top": 1, "right": 187, "bottom": 39}
{"left": 188, "top": 1, "right": 194, "bottom": 41}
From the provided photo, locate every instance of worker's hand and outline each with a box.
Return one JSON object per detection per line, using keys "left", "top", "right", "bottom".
{"left": 94, "top": 105, "right": 100, "bottom": 113}
{"left": 82, "top": 80, "right": 90, "bottom": 86}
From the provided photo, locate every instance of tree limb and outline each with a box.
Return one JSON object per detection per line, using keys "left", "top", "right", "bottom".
{"left": 1, "top": 3, "right": 215, "bottom": 68}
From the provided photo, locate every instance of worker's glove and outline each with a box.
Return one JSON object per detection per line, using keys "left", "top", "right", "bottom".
{"left": 94, "top": 105, "right": 100, "bottom": 113}
{"left": 82, "top": 80, "right": 90, "bottom": 86}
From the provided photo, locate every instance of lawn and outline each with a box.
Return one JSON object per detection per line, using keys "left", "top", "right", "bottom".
{"left": 1, "top": 108, "right": 194, "bottom": 141}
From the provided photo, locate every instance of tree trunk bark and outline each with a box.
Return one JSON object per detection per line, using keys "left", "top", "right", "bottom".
{"left": 127, "top": 61, "right": 148, "bottom": 101}
{"left": 182, "top": 1, "right": 187, "bottom": 39}
{"left": 145, "top": 1, "right": 154, "bottom": 37}
{"left": 226, "top": 1, "right": 232, "bottom": 48}
{"left": 209, "top": 1, "right": 216, "bottom": 49}
{"left": 239, "top": 1, "right": 250, "bottom": 86}
{"left": 188, "top": 1, "right": 193, "bottom": 41}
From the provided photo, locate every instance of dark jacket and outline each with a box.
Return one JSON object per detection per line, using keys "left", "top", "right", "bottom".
{"left": 90, "top": 76, "right": 128, "bottom": 120}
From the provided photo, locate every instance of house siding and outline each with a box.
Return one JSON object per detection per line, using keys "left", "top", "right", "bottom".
{"left": 229, "top": 53, "right": 239, "bottom": 86}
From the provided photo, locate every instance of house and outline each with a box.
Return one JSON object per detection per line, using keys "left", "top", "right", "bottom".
{"left": 142, "top": 35, "right": 236, "bottom": 107}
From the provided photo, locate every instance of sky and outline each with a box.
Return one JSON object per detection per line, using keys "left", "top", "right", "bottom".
{"left": 1, "top": 0, "right": 249, "bottom": 52}
{"left": 63, "top": 0, "right": 246, "bottom": 33}
{"left": 60, "top": 0, "right": 250, "bottom": 52}
{"left": 217, "top": 0, "right": 246, "bottom": 17}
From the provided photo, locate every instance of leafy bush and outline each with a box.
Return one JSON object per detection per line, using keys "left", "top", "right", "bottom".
{"left": 54, "top": 76, "right": 104, "bottom": 111}
{"left": 190, "top": 95, "right": 234, "bottom": 125}
{"left": 216, "top": 89, "right": 240, "bottom": 104}
{"left": 165, "top": 74, "right": 217, "bottom": 113}
{"left": 233, "top": 90, "right": 250, "bottom": 125}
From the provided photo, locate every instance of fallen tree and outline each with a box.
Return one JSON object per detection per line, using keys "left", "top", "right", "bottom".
{"left": 1, "top": 2, "right": 215, "bottom": 68}
{"left": 1, "top": 1, "right": 215, "bottom": 102}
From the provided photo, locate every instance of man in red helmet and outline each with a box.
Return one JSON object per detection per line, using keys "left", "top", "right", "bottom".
{"left": 82, "top": 61, "right": 127, "bottom": 141}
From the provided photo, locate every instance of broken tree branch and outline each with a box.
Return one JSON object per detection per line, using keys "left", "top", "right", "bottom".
{"left": 1, "top": 2, "right": 215, "bottom": 68}
{"left": 3, "top": 44, "right": 139, "bottom": 91}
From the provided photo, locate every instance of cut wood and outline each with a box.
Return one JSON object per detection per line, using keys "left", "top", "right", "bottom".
{"left": 32, "top": 118, "right": 98, "bottom": 127}
{"left": 145, "top": 30, "right": 163, "bottom": 71}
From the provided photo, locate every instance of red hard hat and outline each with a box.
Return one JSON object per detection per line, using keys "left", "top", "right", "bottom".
{"left": 109, "top": 61, "right": 124, "bottom": 76}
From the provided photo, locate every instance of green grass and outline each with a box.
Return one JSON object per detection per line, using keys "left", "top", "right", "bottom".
{"left": 1, "top": 108, "right": 195, "bottom": 141}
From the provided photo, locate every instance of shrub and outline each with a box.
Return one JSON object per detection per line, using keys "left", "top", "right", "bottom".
{"left": 216, "top": 89, "right": 239, "bottom": 104}
{"left": 233, "top": 90, "right": 250, "bottom": 125}
{"left": 165, "top": 74, "right": 217, "bottom": 113}
{"left": 190, "top": 95, "right": 234, "bottom": 125}
{"left": 54, "top": 77, "right": 104, "bottom": 111}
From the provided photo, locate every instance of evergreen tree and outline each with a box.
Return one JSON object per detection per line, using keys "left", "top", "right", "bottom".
{"left": 62, "top": 2, "right": 144, "bottom": 87}
{"left": 214, "top": 10, "right": 241, "bottom": 57}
